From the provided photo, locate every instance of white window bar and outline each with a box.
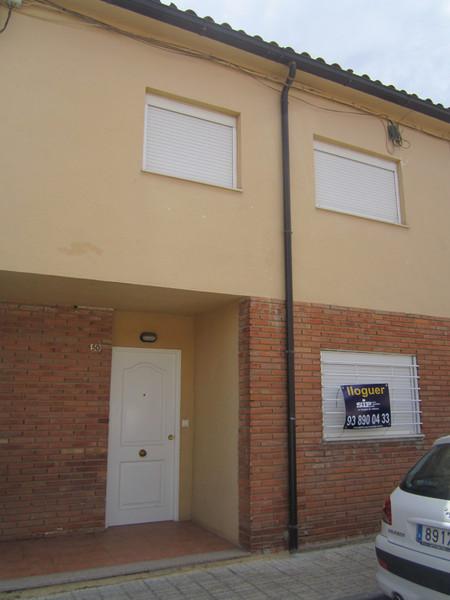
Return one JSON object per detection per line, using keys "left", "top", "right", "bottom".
{"left": 320, "top": 350, "right": 421, "bottom": 440}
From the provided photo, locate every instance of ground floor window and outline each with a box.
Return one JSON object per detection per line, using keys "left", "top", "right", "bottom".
{"left": 321, "top": 350, "right": 421, "bottom": 441}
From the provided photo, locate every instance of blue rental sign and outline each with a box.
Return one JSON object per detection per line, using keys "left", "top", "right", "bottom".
{"left": 341, "top": 384, "right": 391, "bottom": 429}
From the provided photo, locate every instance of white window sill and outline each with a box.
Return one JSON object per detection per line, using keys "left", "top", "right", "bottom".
{"left": 322, "top": 434, "right": 425, "bottom": 444}
{"left": 316, "top": 206, "right": 409, "bottom": 228}
{"left": 141, "top": 169, "right": 242, "bottom": 193}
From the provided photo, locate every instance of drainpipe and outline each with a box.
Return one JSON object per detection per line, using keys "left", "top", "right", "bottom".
{"left": 281, "top": 61, "right": 298, "bottom": 553}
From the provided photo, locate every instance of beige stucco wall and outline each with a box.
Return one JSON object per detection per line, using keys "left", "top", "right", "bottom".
{"left": 0, "top": 2, "right": 283, "bottom": 300}
{"left": 1, "top": 2, "right": 449, "bottom": 317}
{"left": 290, "top": 110, "right": 450, "bottom": 317}
{"left": 192, "top": 302, "right": 239, "bottom": 544}
{"left": 112, "top": 311, "right": 194, "bottom": 520}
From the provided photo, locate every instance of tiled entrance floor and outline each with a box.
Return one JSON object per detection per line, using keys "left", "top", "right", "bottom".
{"left": 0, "top": 521, "right": 236, "bottom": 580}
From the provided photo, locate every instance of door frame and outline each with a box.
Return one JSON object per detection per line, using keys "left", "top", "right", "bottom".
{"left": 105, "top": 346, "right": 181, "bottom": 526}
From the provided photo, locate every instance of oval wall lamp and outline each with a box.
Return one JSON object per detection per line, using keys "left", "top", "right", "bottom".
{"left": 140, "top": 331, "right": 158, "bottom": 343}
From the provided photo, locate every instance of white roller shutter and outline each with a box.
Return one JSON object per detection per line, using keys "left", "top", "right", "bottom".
{"left": 144, "top": 95, "right": 236, "bottom": 188}
{"left": 321, "top": 350, "right": 421, "bottom": 441}
{"left": 314, "top": 141, "right": 401, "bottom": 223}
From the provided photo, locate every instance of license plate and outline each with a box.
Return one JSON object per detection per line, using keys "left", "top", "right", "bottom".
{"left": 417, "top": 524, "right": 450, "bottom": 551}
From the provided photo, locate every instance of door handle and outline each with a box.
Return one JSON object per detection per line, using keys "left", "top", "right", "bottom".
{"left": 168, "top": 434, "right": 175, "bottom": 441}
{"left": 138, "top": 449, "right": 147, "bottom": 457}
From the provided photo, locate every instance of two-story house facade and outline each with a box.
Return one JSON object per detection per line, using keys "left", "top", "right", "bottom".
{"left": 1, "top": 0, "right": 449, "bottom": 553}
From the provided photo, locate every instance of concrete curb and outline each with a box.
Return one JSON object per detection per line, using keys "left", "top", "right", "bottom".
{"left": 339, "top": 593, "right": 387, "bottom": 600}
{"left": 0, "top": 549, "right": 250, "bottom": 593}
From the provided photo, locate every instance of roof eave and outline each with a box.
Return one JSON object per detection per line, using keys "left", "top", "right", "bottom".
{"left": 102, "top": 0, "right": 450, "bottom": 124}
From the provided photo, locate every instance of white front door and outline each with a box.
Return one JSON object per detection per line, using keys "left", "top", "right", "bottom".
{"left": 106, "top": 347, "right": 180, "bottom": 526}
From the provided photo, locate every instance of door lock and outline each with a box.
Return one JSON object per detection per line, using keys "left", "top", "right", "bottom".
{"left": 168, "top": 434, "right": 175, "bottom": 440}
{"left": 139, "top": 449, "right": 147, "bottom": 457}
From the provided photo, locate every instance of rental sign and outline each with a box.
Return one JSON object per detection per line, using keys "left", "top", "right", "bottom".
{"left": 341, "top": 384, "right": 391, "bottom": 429}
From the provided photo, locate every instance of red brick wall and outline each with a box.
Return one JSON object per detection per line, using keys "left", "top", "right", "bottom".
{"left": 238, "top": 299, "right": 252, "bottom": 549}
{"left": 239, "top": 298, "right": 450, "bottom": 551}
{"left": 239, "top": 299, "right": 288, "bottom": 551}
{"left": 0, "top": 303, "right": 113, "bottom": 541}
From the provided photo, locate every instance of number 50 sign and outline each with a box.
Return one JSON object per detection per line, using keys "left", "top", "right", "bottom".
{"left": 341, "top": 384, "right": 391, "bottom": 430}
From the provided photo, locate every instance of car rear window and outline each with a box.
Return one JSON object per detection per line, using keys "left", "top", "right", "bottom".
{"left": 401, "top": 444, "right": 450, "bottom": 500}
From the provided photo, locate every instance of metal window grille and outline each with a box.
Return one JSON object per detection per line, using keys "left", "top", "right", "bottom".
{"left": 321, "top": 350, "right": 421, "bottom": 441}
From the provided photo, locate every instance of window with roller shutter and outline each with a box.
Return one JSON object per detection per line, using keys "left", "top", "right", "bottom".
{"left": 143, "top": 94, "right": 237, "bottom": 189}
{"left": 314, "top": 140, "right": 401, "bottom": 224}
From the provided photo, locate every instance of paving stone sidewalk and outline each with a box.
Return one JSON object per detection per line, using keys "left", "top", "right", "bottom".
{"left": 26, "top": 540, "right": 384, "bottom": 600}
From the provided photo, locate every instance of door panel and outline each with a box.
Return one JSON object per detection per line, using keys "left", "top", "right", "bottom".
{"left": 121, "top": 364, "right": 164, "bottom": 445}
{"left": 106, "top": 348, "right": 180, "bottom": 526}
{"left": 119, "top": 461, "right": 164, "bottom": 508}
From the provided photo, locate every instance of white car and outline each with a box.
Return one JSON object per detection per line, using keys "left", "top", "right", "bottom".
{"left": 376, "top": 435, "right": 450, "bottom": 599}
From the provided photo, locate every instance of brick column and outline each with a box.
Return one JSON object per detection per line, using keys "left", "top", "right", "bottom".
{"left": 239, "top": 298, "right": 288, "bottom": 551}
{"left": 0, "top": 303, "right": 113, "bottom": 541}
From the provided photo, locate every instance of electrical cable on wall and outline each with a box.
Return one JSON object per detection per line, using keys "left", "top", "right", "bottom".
{"left": 10, "top": 0, "right": 450, "bottom": 147}
{"left": 0, "top": 5, "right": 12, "bottom": 33}
{"left": 387, "top": 120, "right": 411, "bottom": 149}
{"left": 1, "top": 0, "right": 24, "bottom": 34}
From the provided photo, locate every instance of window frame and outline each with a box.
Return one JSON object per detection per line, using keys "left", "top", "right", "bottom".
{"left": 143, "top": 93, "right": 238, "bottom": 189}
{"left": 314, "top": 140, "right": 402, "bottom": 225}
{"left": 320, "top": 350, "right": 422, "bottom": 442}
